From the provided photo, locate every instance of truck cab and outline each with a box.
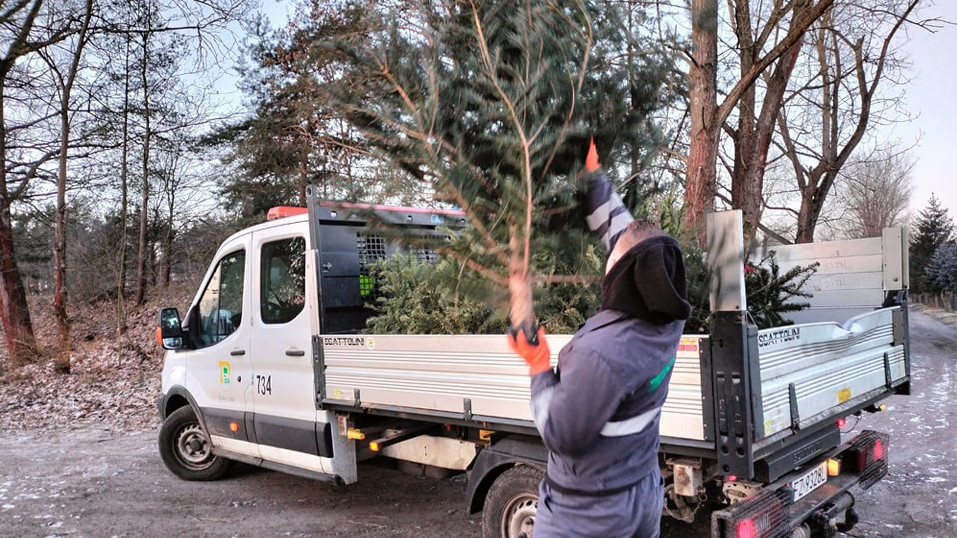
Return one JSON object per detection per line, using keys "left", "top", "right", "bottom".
{"left": 157, "top": 199, "right": 466, "bottom": 485}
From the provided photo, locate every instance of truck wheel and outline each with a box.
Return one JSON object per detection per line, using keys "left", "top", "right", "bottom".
{"left": 482, "top": 465, "right": 542, "bottom": 538}
{"left": 158, "top": 406, "right": 233, "bottom": 481}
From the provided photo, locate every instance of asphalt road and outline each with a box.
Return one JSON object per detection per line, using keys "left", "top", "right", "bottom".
{"left": 0, "top": 309, "right": 954, "bottom": 538}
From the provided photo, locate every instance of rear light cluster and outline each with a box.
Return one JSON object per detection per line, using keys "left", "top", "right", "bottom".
{"left": 844, "top": 430, "right": 889, "bottom": 489}
{"left": 725, "top": 488, "right": 791, "bottom": 538}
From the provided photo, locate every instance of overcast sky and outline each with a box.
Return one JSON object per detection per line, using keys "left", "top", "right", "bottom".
{"left": 256, "top": 0, "right": 955, "bottom": 224}
{"left": 879, "top": 1, "right": 957, "bottom": 222}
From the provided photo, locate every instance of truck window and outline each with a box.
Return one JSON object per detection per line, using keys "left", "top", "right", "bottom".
{"left": 260, "top": 237, "right": 306, "bottom": 324}
{"left": 357, "top": 234, "right": 387, "bottom": 299}
{"left": 356, "top": 234, "right": 438, "bottom": 299}
{"left": 196, "top": 249, "right": 245, "bottom": 346}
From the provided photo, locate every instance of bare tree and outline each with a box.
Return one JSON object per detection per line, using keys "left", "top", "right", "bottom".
{"left": 684, "top": 0, "right": 835, "bottom": 245}
{"left": 0, "top": 0, "right": 79, "bottom": 364}
{"left": 87, "top": 0, "right": 255, "bottom": 313}
{"left": 113, "top": 6, "right": 133, "bottom": 336}
{"left": 37, "top": 0, "right": 95, "bottom": 373}
{"left": 132, "top": 7, "right": 157, "bottom": 307}
{"left": 837, "top": 144, "right": 913, "bottom": 238}
{"left": 152, "top": 127, "right": 218, "bottom": 289}
{"left": 774, "top": 0, "right": 924, "bottom": 243}
{"left": 0, "top": 0, "right": 253, "bottom": 367}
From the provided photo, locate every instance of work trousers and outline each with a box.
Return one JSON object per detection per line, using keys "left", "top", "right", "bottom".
{"left": 532, "top": 468, "right": 663, "bottom": 538}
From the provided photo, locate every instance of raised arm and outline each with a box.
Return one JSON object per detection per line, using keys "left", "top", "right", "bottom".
{"left": 583, "top": 139, "right": 633, "bottom": 253}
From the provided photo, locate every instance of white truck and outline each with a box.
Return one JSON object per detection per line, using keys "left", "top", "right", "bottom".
{"left": 156, "top": 186, "right": 910, "bottom": 538}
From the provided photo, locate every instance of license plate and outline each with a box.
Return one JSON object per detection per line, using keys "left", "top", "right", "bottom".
{"left": 789, "top": 461, "right": 828, "bottom": 502}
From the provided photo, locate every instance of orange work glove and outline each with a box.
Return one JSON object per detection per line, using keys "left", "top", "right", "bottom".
{"left": 507, "top": 325, "right": 552, "bottom": 375}
{"left": 585, "top": 137, "right": 600, "bottom": 172}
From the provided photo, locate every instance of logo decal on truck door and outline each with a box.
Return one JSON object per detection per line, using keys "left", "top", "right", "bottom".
{"left": 219, "top": 361, "right": 231, "bottom": 385}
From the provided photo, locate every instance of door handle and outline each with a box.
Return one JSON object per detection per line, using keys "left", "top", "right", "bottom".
{"left": 230, "top": 349, "right": 246, "bottom": 356}
{"left": 285, "top": 349, "right": 306, "bottom": 357}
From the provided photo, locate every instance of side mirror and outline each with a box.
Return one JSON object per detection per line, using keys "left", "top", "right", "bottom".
{"left": 158, "top": 307, "right": 184, "bottom": 349}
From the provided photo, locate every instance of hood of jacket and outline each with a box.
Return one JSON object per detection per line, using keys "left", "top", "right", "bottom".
{"left": 600, "top": 234, "right": 691, "bottom": 325}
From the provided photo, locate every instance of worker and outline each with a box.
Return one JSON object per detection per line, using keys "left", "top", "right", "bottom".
{"left": 508, "top": 140, "right": 691, "bottom": 537}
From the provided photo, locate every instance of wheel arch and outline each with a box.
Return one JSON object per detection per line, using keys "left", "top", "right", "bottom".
{"left": 158, "top": 401, "right": 235, "bottom": 481}
{"left": 466, "top": 434, "right": 547, "bottom": 515}
{"left": 159, "top": 387, "right": 205, "bottom": 429}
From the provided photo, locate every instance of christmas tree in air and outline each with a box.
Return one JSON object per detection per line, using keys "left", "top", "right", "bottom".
{"left": 334, "top": 0, "right": 671, "bottom": 333}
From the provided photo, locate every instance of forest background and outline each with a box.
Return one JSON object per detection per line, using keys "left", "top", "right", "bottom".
{"left": 0, "top": 0, "right": 956, "bottom": 379}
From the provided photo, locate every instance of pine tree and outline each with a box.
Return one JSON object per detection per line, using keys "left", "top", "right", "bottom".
{"left": 333, "top": 0, "right": 673, "bottom": 332}
{"left": 743, "top": 252, "right": 817, "bottom": 329}
{"left": 219, "top": 3, "right": 400, "bottom": 220}
{"left": 925, "top": 242, "right": 957, "bottom": 294}
{"left": 909, "top": 195, "right": 955, "bottom": 293}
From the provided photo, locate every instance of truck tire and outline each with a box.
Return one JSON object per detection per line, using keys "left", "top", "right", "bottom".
{"left": 482, "top": 465, "right": 543, "bottom": 538}
{"left": 158, "top": 406, "right": 233, "bottom": 481}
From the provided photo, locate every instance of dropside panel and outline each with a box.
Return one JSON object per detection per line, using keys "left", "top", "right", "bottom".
{"left": 757, "top": 307, "right": 908, "bottom": 439}
{"left": 320, "top": 334, "right": 709, "bottom": 442}
{"left": 770, "top": 228, "right": 907, "bottom": 324}
{"left": 322, "top": 334, "right": 539, "bottom": 423}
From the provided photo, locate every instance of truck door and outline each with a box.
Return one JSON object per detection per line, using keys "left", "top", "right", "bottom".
{"left": 248, "top": 230, "right": 330, "bottom": 463}
{"left": 183, "top": 234, "right": 258, "bottom": 459}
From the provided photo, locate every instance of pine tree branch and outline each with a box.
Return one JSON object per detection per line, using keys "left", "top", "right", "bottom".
{"left": 534, "top": 274, "right": 601, "bottom": 286}
{"left": 440, "top": 249, "right": 508, "bottom": 288}
{"left": 469, "top": 1, "right": 533, "bottom": 280}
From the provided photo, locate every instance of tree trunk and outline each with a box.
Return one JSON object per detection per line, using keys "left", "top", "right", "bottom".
{"left": 795, "top": 189, "right": 817, "bottom": 243}
{"left": 0, "top": 97, "right": 36, "bottom": 366}
{"left": 53, "top": 104, "right": 70, "bottom": 373}
{"left": 161, "top": 225, "right": 173, "bottom": 287}
{"left": 684, "top": 0, "right": 719, "bottom": 247}
{"left": 794, "top": 170, "right": 838, "bottom": 243}
{"left": 0, "top": 204, "right": 36, "bottom": 365}
{"left": 52, "top": 0, "right": 93, "bottom": 373}
{"left": 507, "top": 222, "right": 535, "bottom": 333}
{"left": 135, "top": 33, "right": 152, "bottom": 306}
{"left": 729, "top": 0, "right": 757, "bottom": 245}
{"left": 734, "top": 42, "right": 804, "bottom": 245}
{"left": 116, "top": 76, "right": 130, "bottom": 334}
{"left": 298, "top": 145, "right": 308, "bottom": 206}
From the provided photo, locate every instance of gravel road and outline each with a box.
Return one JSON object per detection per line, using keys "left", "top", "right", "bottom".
{"left": 0, "top": 427, "right": 482, "bottom": 537}
{"left": 1, "top": 308, "right": 954, "bottom": 538}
